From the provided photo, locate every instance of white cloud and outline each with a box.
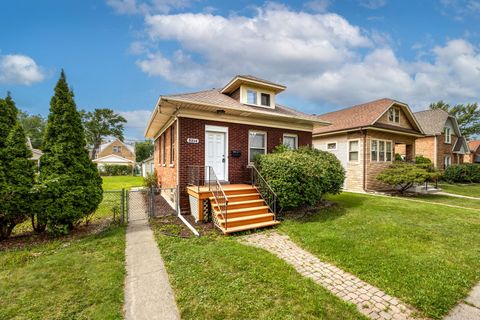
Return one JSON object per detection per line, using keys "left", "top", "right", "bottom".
{"left": 358, "top": 0, "right": 387, "bottom": 9}
{"left": 106, "top": 0, "right": 191, "bottom": 15}
{"left": 130, "top": 3, "right": 480, "bottom": 111}
{"left": 118, "top": 109, "right": 152, "bottom": 138}
{"left": 0, "top": 54, "right": 45, "bottom": 85}
{"left": 304, "top": 0, "right": 331, "bottom": 13}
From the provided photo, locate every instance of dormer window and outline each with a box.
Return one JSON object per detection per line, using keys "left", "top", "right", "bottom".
{"left": 261, "top": 93, "right": 271, "bottom": 107}
{"left": 247, "top": 90, "right": 257, "bottom": 104}
{"left": 113, "top": 146, "right": 122, "bottom": 153}
{"left": 388, "top": 107, "right": 400, "bottom": 124}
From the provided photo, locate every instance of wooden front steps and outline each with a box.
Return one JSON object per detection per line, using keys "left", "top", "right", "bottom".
{"left": 209, "top": 184, "right": 280, "bottom": 234}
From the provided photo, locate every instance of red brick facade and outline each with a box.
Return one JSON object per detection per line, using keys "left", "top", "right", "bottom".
{"left": 155, "top": 117, "right": 312, "bottom": 212}
{"left": 415, "top": 134, "right": 463, "bottom": 169}
{"left": 154, "top": 120, "right": 178, "bottom": 189}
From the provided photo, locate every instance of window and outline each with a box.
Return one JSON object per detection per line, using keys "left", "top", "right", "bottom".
{"left": 162, "top": 133, "right": 166, "bottom": 164}
{"left": 445, "top": 127, "right": 452, "bottom": 143}
{"left": 349, "top": 140, "right": 359, "bottom": 161}
{"left": 113, "top": 146, "right": 121, "bottom": 153}
{"left": 388, "top": 107, "right": 400, "bottom": 124}
{"left": 444, "top": 155, "right": 452, "bottom": 168}
{"left": 327, "top": 142, "right": 337, "bottom": 151}
{"left": 170, "top": 125, "right": 175, "bottom": 164}
{"left": 371, "top": 139, "right": 393, "bottom": 162}
{"left": 247, "top": 90, "right": 257, "bottom": 105}
{"left": 283, "top": 134, "right": 298, "bottom": 149}
{"left": 249, "top": 131, "right": 266, "bottom": 163}
{"left": 260, "top": 93, "right": 271, "bottom": 106}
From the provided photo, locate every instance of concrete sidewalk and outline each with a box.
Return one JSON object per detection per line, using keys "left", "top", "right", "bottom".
{"left": 124, "top": 218, "right": 180, "bottom": 320}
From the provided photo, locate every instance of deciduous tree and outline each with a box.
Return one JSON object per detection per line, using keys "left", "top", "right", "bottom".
{"left": 135, "top": 140, "right": 153, "bottom": 163}
{"left": 429, "top": 101, "right": 480, "bottom": 139}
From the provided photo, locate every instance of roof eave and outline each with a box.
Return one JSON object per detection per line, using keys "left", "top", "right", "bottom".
{"left": 220, "top": 76, "right": 286, "bottom": 94}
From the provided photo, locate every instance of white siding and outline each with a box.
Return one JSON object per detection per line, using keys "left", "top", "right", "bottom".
{"left": 313, "top": 134, "right": 349, "bottom": 169}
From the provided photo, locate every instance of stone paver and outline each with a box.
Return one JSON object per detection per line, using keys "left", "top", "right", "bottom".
{"left": 240, "top": 232, "right": 418, "bottom": 320}
{"left": 444, "top": 283, "right": 480, "bottom": 320}
{"left": 124, "top": 191, "right": 180, "bottom": 320}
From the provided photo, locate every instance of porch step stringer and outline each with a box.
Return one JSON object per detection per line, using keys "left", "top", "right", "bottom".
{"left": 208, "top": 185, "right": 280, "bottom": 234}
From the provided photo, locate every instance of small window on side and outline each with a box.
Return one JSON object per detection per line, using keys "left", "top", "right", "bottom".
{"left": 283, "top": 134, "right": 298, "bottom": 149}
{"left": 349, "top": 140, "right": 359, "bottom": 161}
{"left": 327, "top": 142, "right": 337, "bottom": 150}
{"left": 260, "top": 93, "right": 271, "bottom": 106}
{"left": 247, "top": 90, "right": 257, "bottom": 105}
{"left": 371, "top": 140, "right": 378, "bottom": 161}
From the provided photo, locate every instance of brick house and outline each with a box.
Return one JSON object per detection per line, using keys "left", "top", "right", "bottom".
{"left": 414, "top": 109, "right": 469, "bottom": 169}
{"left": 466, "top": 141, "right": 480, "bottom": 163}
{"left": 92, "top": 138, "right": 136, "bottom": 169}
{"left": 144, "top": 75, "right": 327, "bottom": 233}
{"left": 313, "top": 98, "right": 424, "bottom": 192}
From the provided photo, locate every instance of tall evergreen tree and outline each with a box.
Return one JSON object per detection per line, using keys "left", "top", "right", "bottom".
{"left": 0, "top": 93, "right": 18, "bottom": 147}
{"left": 38, "top": 70, "right": 102, "bottom": 234}
{"left": 0, "top": 123, "right": 35, "bottom": 239}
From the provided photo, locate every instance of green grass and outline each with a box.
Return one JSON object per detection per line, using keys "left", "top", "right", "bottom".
{"left": 280, "top": 192, "right": 480, "bottom": 319}
{"left": 414, "top": 194, "right": 480, "bottom": 210}
{"left": 151, "top": 220, "right": 366, "bottom": 320}
{"left": 438, "top": 183, "right": 480, "bottom": 198}
{"left": 0, "top": 226, "right": 126, "bottom": 320}
{"left": 102, "top": 175, "right": 143, "bottom": 190}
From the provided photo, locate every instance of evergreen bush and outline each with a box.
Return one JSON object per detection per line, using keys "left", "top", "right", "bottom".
{"left": 442, "top": 164, "right": 480, "bottom": 183}
{"left": 376, "top": 162, "right": 433, "bottom": 193}
{"left": 37, "top": 71, "right": 103, "bottom": 234}
{"left": 256, "top": 147, "right": 345, "bottom": 210}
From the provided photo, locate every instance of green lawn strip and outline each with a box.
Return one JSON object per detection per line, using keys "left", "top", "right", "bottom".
{"left": 102, "top": 176, "right": 143, "bottom": 190}
{"left": 0, "top": 225, "right": 126, "bottom": 320}
{"left": 414, "top": 194, "right": 480, "bottom": 210}
{"left": 151, "top": 221, "right": 366, "bottom": 320}
{"left": 438, "top": 183, "right": 480, "bottom": 198}
{"left": 280, "top": 192, "right": 480, "bottom": 319}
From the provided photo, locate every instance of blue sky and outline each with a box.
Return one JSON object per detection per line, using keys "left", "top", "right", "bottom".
{"left": 1, "top": 0, "right": 479, "bottom": 140}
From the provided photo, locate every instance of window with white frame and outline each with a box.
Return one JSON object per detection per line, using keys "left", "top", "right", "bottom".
{"left": 388, "top": 107, "right": 400, "bottom": 123}
{"left": 349, "top": 140, "right": 359, "bottom": 161}
{"left": 260, "top": 93, "right": 271, "bottom": 107}
{"left": 247, "top": 90, "right": 257, "bottom": 105}
{"left": 249, "top": 131, "right": 266, "bottom": 163}
{"left": 444, "top": 155, "right": 452, "bottom": 168}
{"left": 371, "top": 139, "right": 393, "bottom": 162}
{"left": 327, "top": 142, "right": 337, "bottom": 151}
{"left": 113, "top": 146, "right": 122, "bottom": 153}
{"left": 444, "top": 127, "right": 452, "bottom": 143}
{"left": 283, "top": 134, "right": 298, "bottom": 149}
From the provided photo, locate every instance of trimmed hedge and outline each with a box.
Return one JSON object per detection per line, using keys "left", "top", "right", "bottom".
{"left": 443, "top": 164, "right": 480, "bottom": 183}
{"left": 99, "top": 164, "right": 133, "bottom": 176}
{"left": 256, "top": 147, "right": 345, "bottom": 210}
{"left": 377, "top": 162, "right": 434, "bottom": 193}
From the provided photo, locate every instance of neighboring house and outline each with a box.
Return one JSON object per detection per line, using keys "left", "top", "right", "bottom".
{"left": 27, "top": 137, "right": 43, "bottom": 168}
{"left": 141, "top": 155, "right": 155, "bottom": 177}
{"left": 466, "top": 141, "right": 480, "bottom": 163}
{"left": 92, "top": 138, "right": 136, "bottom": 169}
{"left": 414, "top": 109, "right": 469, "bottom": 169}
{"left": 144, "top": 75, "right": 327, "bottom": 232}
{"left": 313, "top": 98, "right": 424, "bottom": 192}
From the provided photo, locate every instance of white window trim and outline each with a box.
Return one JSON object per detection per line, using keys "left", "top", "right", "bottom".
{"left": 388, "top": 107, "right": 400, "bottom": 124}
{"left": 444, "top": 155, "right": 452, "bottom": 168}
{"left": 444, "top": 127, "right": 452, "bottom": 144}
{"left": 240, "top": 86, "right": 275, "bottom": 109}
{"left": 205, "top": 125, "right": 229, "bottom": 181}
{"left": 260, "top": 93, "right": 271, "bottom": 107}
{"left": 370, "top": 139, "right": 393, "bottom": 162}
{"left": 283, "top": 133, "right": 298, "bottom": 149}
{"left": 348, "top": 139, "right": 360, "bottom": 163}
{"left": 248, "top": 130, "right": 267, "bottom": 164}
{"left": 246, "top": 89, "right": 257, "bottom": 105}
{"left": 326, "top": 141, "right": 337, "bottom": 151}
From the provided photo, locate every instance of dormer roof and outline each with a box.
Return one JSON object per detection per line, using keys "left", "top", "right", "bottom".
{"left": 221, "top": 75, "right": 286, "bottom": 94}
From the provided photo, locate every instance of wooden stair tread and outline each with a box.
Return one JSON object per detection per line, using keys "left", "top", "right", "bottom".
{"left": 212, "top": 205, "right": 269, "bottom": 215}
{"left": 220, "top": 220, "right": 280, "bottom": 234}
{"left": 212, "top": 199, "right": 265, "bottom": 207}
{"left": 209, "top": 193, "right": 259, "bottom": 201}
{"left": 216, "top": 212, "right": 274, "bottom": 223}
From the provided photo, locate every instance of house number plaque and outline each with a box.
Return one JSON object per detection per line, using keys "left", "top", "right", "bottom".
{"left": 187, "top": 138, "right": 199, "bottom": 144}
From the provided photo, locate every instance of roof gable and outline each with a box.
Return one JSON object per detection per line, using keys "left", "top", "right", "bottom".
{"left": 99, "top": 138, "right": 135, "bottom": 154}
{"left": 414, "top": 109, "right": 462, "bottom": 137}
{"left": 468, "top": 140, "right": 480, "bottom": 152}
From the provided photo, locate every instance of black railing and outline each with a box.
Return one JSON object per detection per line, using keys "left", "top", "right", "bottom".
{"left": 250, "top": 164, "right": 278, "bottom": 220}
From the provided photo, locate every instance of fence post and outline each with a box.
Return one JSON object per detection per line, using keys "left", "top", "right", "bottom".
{"left": 122, "top": 188, "right": 126, "bottom": 223}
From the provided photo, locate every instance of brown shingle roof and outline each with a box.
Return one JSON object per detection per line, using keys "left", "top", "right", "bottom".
{"left": 313, "top": 98, "right": 400, "bottom": 135}
{"left": 414, "top": 109, "right": 450, "bottom": 136}
{"left": 468, "top": 140, "right": 480, "bottom": 152}
{"left": 164, "top": 89, "right": 322, "bottom": 122}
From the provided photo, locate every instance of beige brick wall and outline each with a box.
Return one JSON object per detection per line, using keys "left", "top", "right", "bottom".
{"left": 345, "top": 131, "right": 365, "bottom": 192}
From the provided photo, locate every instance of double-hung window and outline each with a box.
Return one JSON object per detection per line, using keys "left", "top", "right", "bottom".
{"left": 247, "top": 90, "right": 257, "bottom": 105}
{"left": 283, "top": 134, "right": 298, "bottom": 149}
{"left": 349, "top": 140, "right": 359, "bottom": 161}
{"left": 388, "top": 107, "right": 400, "bottom": 123}
{"left": 371, "top": 139, "right": 393, "bottom": 162}
{"left": 444, "top": 127, "right": 452, "bottom": 144}
{"left": 249, "top": 131, "right": 266, "bottom": 163}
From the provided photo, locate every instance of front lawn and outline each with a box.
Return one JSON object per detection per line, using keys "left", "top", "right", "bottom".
{"left": 414, "top": 194, "right": 480, "bottom": 210}
{"left": 280, "top": 192, "right": 480, "bottom": 319}
{"left": 0, "top": 225, "right": 126, "bottom": 319}
{"left": 151, "top": 219, "right": 365, "bottom": 320}
{"left": 102, "top": 175, "right": 143, "bottom": 190}
{"left": 438, "top": 183, "right": 480, "bottom": 198}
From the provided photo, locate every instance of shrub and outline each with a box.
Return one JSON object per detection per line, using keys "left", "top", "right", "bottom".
{"left": 415, "top": 155, "right": 432, "bottom": 165}
{"left": 100, "top": 164, "right": 133, "bottom": 176}
{"left": 443, "top": 164, "right": 480, "bottom": 183}
{"left": 256, "top": 147, "right": 345, "bottom": 210}
{"left": 143, "top": 170, "right": 158, "bottom": 188}
{"left": 376, "top": 162, "right": 433, "bottom": 194}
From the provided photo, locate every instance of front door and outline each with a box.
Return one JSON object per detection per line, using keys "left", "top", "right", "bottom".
{"left": 205, "top": 131, "right": 226, "bottom": 181}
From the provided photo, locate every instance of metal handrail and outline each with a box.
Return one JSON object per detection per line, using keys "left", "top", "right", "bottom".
{"left": 208, "top": 166, "right": 229, "bottom": 230}
{"left": 250, "top": 164, "right": 278, "bottom": 220}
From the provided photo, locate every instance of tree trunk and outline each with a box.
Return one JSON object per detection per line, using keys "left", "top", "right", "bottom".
{"left": 31, "top": 214, "right": 46, "bottom": 233}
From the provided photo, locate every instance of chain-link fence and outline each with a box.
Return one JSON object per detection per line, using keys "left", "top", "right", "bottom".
{"left": 89, "top": 190, "right": 125, "bottom": 224}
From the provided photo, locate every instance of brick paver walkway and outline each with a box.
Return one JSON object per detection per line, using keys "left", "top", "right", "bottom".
{"left": 240, "top": 232, "right": 418, "bottom": 320}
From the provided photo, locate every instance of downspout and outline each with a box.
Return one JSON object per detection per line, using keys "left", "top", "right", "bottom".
{"left": 362, "top": 128, "right": 367, "bottom": 191}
